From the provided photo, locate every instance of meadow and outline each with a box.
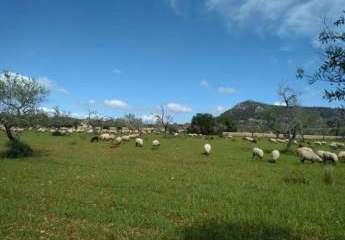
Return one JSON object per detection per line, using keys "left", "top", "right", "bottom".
{"left": 0, "top": 133, "right": 345, "bottom": 240}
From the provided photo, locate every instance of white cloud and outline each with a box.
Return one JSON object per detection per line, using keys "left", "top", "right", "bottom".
{"left": 141, "top": 114, "right": 158, "bottom": 123}
{"left": 200, "top": 79, "right": 209, "bottom": 88}
{"left": 39, "top": 106, "right": 55, "bottom": 115}
{"left": 166, "top": 103, "right": 192, "bottom": 113}
{"left": 88, "top": 99, "right": 96, "bottom": 105}
{"left": 104, "top": 99, "right": 128, "bottom": 109}
{"left": 37, "top": 76, "right": 69, "bottom": 95}
{"left": 218, "top": 86, "right": 236, "bottom": 94}
{"left": 205, "top": 0, "right": 344, "bottom": 38}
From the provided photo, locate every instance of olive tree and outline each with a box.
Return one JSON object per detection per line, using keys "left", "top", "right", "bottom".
{"left": 0, "top": 71, "right": 48, "bottom": 142}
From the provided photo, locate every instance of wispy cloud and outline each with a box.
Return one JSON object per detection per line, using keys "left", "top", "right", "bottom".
{"left": 216, "top": 105, "right": 227, "bottom": 113}
{"left": 200, "top": 79, "right": 209, "bottom": 88}
{"left": 205, "top": 0, "right": 344, "bottom": 38}
{"left": 218, "top": 86, "right": 236, "bottom": 94}
{"left": 167, "top": 103, "right": 192, "bottom": 113}
{"left": 37, "top": 77, "right": 69, "bottom": 95}
{"left": 104, "top": 99, "right": 128, "bottom": 109}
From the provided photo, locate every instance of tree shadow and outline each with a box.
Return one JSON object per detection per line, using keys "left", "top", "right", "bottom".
{"left": 178, "top": 220, "right": 303, "bottom": 240}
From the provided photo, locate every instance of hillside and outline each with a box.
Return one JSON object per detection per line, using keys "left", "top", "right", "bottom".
{"left": 218, "top": 100, "right": 340, "bottom": 132}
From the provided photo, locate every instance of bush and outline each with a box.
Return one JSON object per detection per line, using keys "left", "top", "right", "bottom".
{"left": 4, "top": 140, "right": 33, "bottom": 158}
{"left": 323, "top": 166, "right": 335, "bottom": 185}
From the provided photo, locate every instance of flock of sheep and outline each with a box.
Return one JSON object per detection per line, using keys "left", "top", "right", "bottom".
{"left": 91, "top": 132, "right": 345, "bottom": 165}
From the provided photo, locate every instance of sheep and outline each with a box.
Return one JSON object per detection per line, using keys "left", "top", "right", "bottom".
{"left": 115, "top": 137, "right": 122, "bottom": 144}
{"left": 338, "top": 151, "right": 345, "bottom": 162}
{"left": 317, "top": 150, "right": 338, "bottom": 164}
{"left": 90, "top": 136, "right": 99, "bottom": 143}
{"left": 204, "top": 143, "right": 211, "bottom": 155}
{"left": 122, "top": 135, "right": 130, "bottom": 141}
{"left": 296, "top": 147, "right": 322, "bottom": 163}
{"left": 135, "top": 138, "right": 144, "bottom": 147}
{"left": 270, "top": 150, "right": 280, "bottom": 163}
{"left": 293, "top": 140, "right": 298, "bottom": 145}
{"left": 99, "top": 133, "right": 115, "bottom": 141}
{"left": 329, "top": 142, "right": 339, "bottom": 149}
{"left": 313, "top": 141, "right": 322, "bottom": 146}
{"left": 152, "top": 139, "right": 160, "bottom": 149}
{"left": 252, "top": 147, "right": 264, "bottom": 160}
{"left": 277, "top": 138, "right": 288, "bottom": 143}
{"left": 269, "top": 138, "right": 278, "bottom": 143}
{"left": 244, "top": 136, "right": 257, "bottom": 143}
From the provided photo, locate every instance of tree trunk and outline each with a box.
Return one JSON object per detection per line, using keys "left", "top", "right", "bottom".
{"left": 285, "top": 128, "right": 297, "bottom": 151}
{"left": 4, "top": 123, "right": 16, "bottom": 142}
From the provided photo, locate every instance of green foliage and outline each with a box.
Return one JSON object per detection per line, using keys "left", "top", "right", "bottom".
{"left": 298, "top": 11, "right": 345, "bottom": 102}
{"left": 3, "top": 140, "right": 33, "bottom": 158}
{"left": 190, "top": 113, "right": 216, "bottom": 135}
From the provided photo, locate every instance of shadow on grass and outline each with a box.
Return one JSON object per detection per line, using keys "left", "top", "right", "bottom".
{"left": 0, "top": 140, "right": 49, "bottom": 159}
{"left": 178, "top": 221, "right": 302, "bottom": 240}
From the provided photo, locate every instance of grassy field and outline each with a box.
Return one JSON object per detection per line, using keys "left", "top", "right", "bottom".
{"left": 0, "top": 133, "right": 345, "bottom": 240}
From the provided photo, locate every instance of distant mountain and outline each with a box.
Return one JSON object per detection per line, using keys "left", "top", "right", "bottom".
{"left": 218, "top": 100, "right": 340, "bottom": 132}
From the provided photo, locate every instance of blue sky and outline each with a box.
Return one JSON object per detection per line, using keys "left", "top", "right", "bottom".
{"left": 1, "top": 0, "right": 344, "bottom": 123}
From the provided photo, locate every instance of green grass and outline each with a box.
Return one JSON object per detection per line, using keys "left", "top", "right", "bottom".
{"left": 0, "top": 132, "right": 345, "bottom": 239}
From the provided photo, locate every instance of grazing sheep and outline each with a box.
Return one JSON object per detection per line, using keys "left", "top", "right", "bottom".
{"left": 270, "top": 150, "right": 280, "bottom": 163}
{"left": 90, "top": 136, "right": 99, "bottom": 143}
{"left": 244, "top": 136, "right": 257, "bottom": 143}
{"left": 317, "top": 150, "right": 338, "bottom": 164}
{"left": 338, "top": 151, "right": 345, "bottom": 161}
{"left": 252, "top": 147, "right": 264, "bottom": 160}
{"left": 135, "top": 138, "right": 144, "bottom": 147}
{"left": 296, "top": 147, "right": 322, "bottom": 163}
{"left": 329, "top": 142, "right": 339, "bottom": 149}
{"left": 99, "top": 133, "right": 115, "bottom": 141}
{"left": 277, "top": 138, "right": 288, "bottom": 143}
{"left": 313, "top": 141, "right": 322, "bottom": 146}
{"left": 269, "top": 138, "right": 278, "bottom": 143}
{"left": 204, "top": 143, "right": 211, "bottom": 155}
{"left": 115, "top": 137, "right": 122, "bottom": 144}
{"left": 122, "top": 135, "right": 130, "bottom": 141}
{"left": 152, "top": 139, "right": 160, "bottom": 149}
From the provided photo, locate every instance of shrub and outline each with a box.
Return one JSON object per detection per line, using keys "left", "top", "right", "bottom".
{"left": 323, "top": 166, "right": 335, "bottom": 185}
{"left": 4, "top": 140, "right": 33, "bottom": 158}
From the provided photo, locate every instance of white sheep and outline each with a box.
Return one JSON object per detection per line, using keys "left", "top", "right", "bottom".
{"left": 313, "top": 141, "right": 322, "bottom": 146}
{"left": 270, "top": 150, "right": 280, "bottom": 163}
{"left": 122, "top": 135, "right": 130, "bottom": 141}
{"left": 204, "top": 143, "right": 211, "bottom": 155}
{"left": 317, "top": 150, "right": 338, "bottom": 164}
{"left": 269, "top": 138, "right": 277, "bottom": 143}
{"left": 152, "top": 139, "right": 160, "bottom": 149}
{"left": 115, "top": 137, "right": 122, "bottom": 144}
{"left": 252, "top": 147, "right": 264, "bottom": 160}
{"left": 338, "top": 151, "right": 345, "bottom": 162}
{"left": 244, "top": 136, "right": 256, "bottom": 143}
{"left": 135, "top": 138, "right": 144, "bottom": 147}
{"left": 296, "top": 147, "right": 322, "bottom": 163}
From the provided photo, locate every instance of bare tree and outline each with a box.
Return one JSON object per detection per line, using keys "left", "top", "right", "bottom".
{"left": 124, "top": 113, "right": 143, "bottom": 134}
{"left": 0, "top": 71, "right": 48, "bottom": 142}
{"left": 155, "top": 105, "right": 173, "bottom": 136}
{"left": 277, "top": 84, "right": 302, "bottom": 150}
